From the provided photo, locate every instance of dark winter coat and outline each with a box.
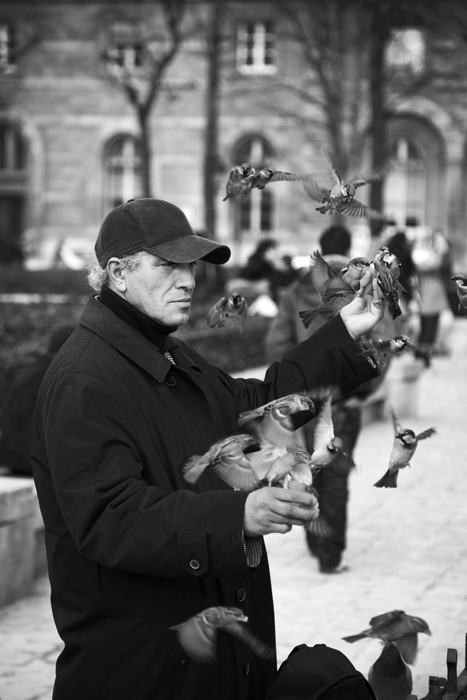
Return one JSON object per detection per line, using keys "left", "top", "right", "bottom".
{"left": 31, "top": 296, "right": 377, "bottom": 700}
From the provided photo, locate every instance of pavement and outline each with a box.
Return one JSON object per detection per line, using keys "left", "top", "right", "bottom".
{"left": 1, "top": 318, "right": 467, "bottom": 700}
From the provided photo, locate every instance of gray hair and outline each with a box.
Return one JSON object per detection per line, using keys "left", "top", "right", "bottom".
{"left": 86, "top": 251, "right": 145, "bottom": 292}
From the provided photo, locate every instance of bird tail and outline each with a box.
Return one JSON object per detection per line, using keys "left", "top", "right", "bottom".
{"left": 374, "top": 469, "right": 398, "bottom": 488}
{"left": 316, "top": 206, "right": 328, "bottom": 214}
{"left": 299, "top": 306, "right": 321, "bottom": 329}
{"left": 342, "top": 633, "right": 367, "bottom": 644}
{"left": 183, "top": 455, "right": 210, "bottom": 484}
{"left": 306, "top": 515, "right": 333, "bottom": 540}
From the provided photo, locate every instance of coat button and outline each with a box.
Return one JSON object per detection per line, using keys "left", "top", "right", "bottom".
{"left": 244, "top": 660, "right": 250, "bottom": 675}
{"left": 189, "top": 559, "right": 200, "bottom": 570}
{"left": 236, "top": 589, "right": 246, "bottom": 602}
{"left": 165, "top": 375, "right": 177, "bottom": 386}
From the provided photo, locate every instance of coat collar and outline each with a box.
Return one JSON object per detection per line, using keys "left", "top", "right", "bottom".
{"left": 80, "top": 297, "right": 202, "bottom": 382}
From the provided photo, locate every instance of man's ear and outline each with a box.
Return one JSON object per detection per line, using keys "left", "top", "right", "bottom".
{"left": 107, "top": 258, "right": 127, "bottom": 293}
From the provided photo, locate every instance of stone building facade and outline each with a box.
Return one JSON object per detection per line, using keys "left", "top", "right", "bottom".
{"left": 1, "top": 0, "right": 467, "bottom": 270}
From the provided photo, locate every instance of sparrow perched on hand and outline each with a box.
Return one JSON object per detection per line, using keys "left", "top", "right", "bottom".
{"left": 224, "top": 164, "right": 304, "bottom": 200}
{"left": 303, "top": 149, "right": 386, "bottom": 219}
{"left": 206, "top": 293, "right": 248, "bottom": 332}
{"left": 358, "top": 335, "right": 413, "bottom": 369}
{"left": 343, "top": 610, "right": 431, "bottom": 665}
{"left": 451, "top": 275, "right": 467, "bottom": 317}
{"left": 182, "top": 434, "right": 259, "bottom": 491}
{"left": 238, "top": 394, "right": 315, "bottom": 449}
{"left": 298, "top": 251, "right": 356, "bottom": 328}
{"left": 374, "top": 410, "right": 436, "bottom": 488}
{"left": 368, "top": 642, "right": 413, "bottom": 700}
{"left": 340, "top": 257, "right": 371, "bottom": 291}
{"left": 371, "top": 246, "right": 403, "bottom": 319}
{"left": 169, "top": 606, "right": 275, "bottom": 663}
{"left": 223, "top": 163, "right": 256, "bottom": 200}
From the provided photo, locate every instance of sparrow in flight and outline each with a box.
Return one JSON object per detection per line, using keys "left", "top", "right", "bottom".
{"left": 451, "top": 275, "right": 467, "bottom": 317}
{"left": 238, "top": 394, "right": 315, "bottom": 449}
{"left": 374, "top": 410, "right": 436, "bottom": 488}
{"left": 303, "top": 149, "right": 386, "bottom": 219}
{"left": 169, "top": 606, "right": 275, "bottom": 663}
{"left": 309, "top": 390, "right": 343, "bottom": 473}
{"left": 223, "top": 163, "right": 256, "bottom": 200}
{"left": 206, "top": 293, "right": 248, "bottom": 332}
{"left": 182, "top": 434, "right": 259, "bottom": 491}
{"left": 358, "top": 335, "right": 413, "bottom": 369}
{"left": 342, "top": 609, "right": 431, "bottom": 665}
{"left": 298, "top": 251, "right": 356, "bottom": 328}
{"left": 224, "top": 164, "right": 305, "bottom": 200}
{"left": 368, "top": 642, "right": 413, "bottom": 700}
{"left": 340, "top": 257, "right": 371, "bottom": 292}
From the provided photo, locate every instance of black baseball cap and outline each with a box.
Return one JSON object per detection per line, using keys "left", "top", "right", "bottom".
{"left": 95, "top": 198, "right": 231, "bottom": 267}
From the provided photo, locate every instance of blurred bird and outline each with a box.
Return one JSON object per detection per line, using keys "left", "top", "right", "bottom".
{"left": 358, "top": 335, "right": 413, "bottom": 369}
{"left": 371, "top": 246, "right": 403, "bottom": 319}
{"left": 223, "top": 163, "right": 256, "bottom": 201}
{"left": 374, "top": 410, "right": 436, "bottom": 488}
{"left": 238, "top": 394, "right": 315, "bottom": 449}
{"left": 451, "top": 275, "right": 467, "bottom": 317}
{"left": 303, "top": 150, "right": 386, "bottom": 219}
{"left": 310, "top": 390, "right": 343, "bottom": 473}
{"left": 342, "top": 609, "right": 431, "bottom": 665}
{"left": 206, "top": 293, "right": 248, "bottom": 332}
{"left": 169, "top": 606, "right": 275, "bottom": 663}
{"left": 298, "top": 251, "right": 357, "bottom": 328}
{"left": 224, "top": 164, "right": 304, "bottom": 200}
{"left": 368, "top": 642, "right": 413, "bottom": 700}
{"left": 183, "top": 434, "right": 259, "bottom": 491}
{"left": 340, "top": 257, "right": 371, "bottom": 291}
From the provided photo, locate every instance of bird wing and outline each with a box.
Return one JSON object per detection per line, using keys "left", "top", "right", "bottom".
{"left": 206, "top": 298, "right": 227, "bottom": 328}
{"left": 269, "top": 170, "right": 303, "bottom": 182}
{"left": 394, "top": 634, "right": 419, "bottom": 665}
{"left": 303, "top": 180, "right": 330, "bottom": 203}
{"left": 222, "top": 620, "right": 275, "bottom": 659}
{"left": 170, "top": 614, "right": 217, "bottom": 663}
{"left": 311, "top": 250, "right": 352, "bottom": 295}
{"left": 348, "top": 172, "right": 383, "bottom": 188}
{"left": 369, "top": 610, "right": 406, "bottom": 627}
{"left": 321, "top": 147, "right": 342, "bottom": 184}
{"left": 313, "top": 396, "right": 334, "bottom": 450}
{"left": 213, "top": 452, "right": 258, "bottom": 491}
{"left": 416, "top": 428, "right": 436, "bottom": 441}
{"left": 390, "top": 409, "right": 403, "bottom": 436}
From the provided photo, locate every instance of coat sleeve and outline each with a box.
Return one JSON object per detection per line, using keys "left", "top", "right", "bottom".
{"left": 33, "top": 369, "right": 253, "bottom": 581}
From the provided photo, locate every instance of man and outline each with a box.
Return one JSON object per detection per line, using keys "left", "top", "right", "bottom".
{"left": 31, "top": 199, "right": 384, "bottom": 700}
{"left": 265, "top": 225, "right": 394, "bottom": 575}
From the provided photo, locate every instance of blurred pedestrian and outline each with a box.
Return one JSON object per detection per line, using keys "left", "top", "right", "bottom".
{"left": 0, "top": 325, "right": 75, "bottom": 476}
{"left": 411, "top": 227, "right": 453, "bottom": 364}
{"left": 239, "top": 238, "right": 298, "bottom": 303}
{"left": 30, "top": 198, "right": 384, "bottom": 700}
{"left": 265, "top": 225, "right": 391, "bottom": 574}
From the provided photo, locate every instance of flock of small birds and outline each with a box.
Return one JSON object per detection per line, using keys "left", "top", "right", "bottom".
{"left": 170, "top": 154, "right": 467, "bottom": 694}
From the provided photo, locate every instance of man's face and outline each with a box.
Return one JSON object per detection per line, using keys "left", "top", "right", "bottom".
{"left": 121, "top": 252, "right": 197, "bottom": 326}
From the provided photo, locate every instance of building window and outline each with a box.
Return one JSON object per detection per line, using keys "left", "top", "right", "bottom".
{"left": 104, "top": 135, "right": 143, "bottom": 211}
{"left": 104, "top": 21, "right": 144, "bottom": 71}
{"left": 384, "top": 138, "right": 426, "bottom": 227}
{"left": 232, "top": 135, "right": 275, "bottom": 235}
{"left": 237, "top": 22, "right": 277, "bottom": 75}
{"left": 0, "top": 23, "right": 15, "bottom": 73}
{"left": 386, "top": 29, "right": 425, "bottom": 74}
{"left": 0, "top": 122, "right": 26, "bottom": 171}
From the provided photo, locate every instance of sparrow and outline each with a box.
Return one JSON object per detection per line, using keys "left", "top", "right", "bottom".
{"left": 367, "top": 642, "right": 413, "bottom": 700}
{"left": 224, "top": 165, "right": 304, "bottom": 200}
{"left": 451, "top": 275, "right": 467, "bottom": 317}
{"left": 371, "top": 246, "right": 403, "bottom": 319}
{"left": 340, "top": 257, "right": 371, "bottom": 291}
{"left": 182, "top": 434, "right": 259, "bottom": 491}
{"left": 206, "top": 293, "right": 248, "bottom": 332}
{"left": 303, "top": 149, "right": 386, "bottom": 219}
{"left": 374, "top": 410, "right": 436, "bottom": 488}
{"left": 358, "top": 335, "right": 413, "bottom": 369}
{"left": 309, "top": 390, "right": 343, "bottom": 473}
{"left": 169, "top": 606, "right": 275, "bottom": 663}
{"left": 342, "top": 609, "right": 431, "bottom": 665}
{"left": 238, "top": 394, "right": 315, "bottom": 449}
{"left": 298, "top": 251, "right": 357, "bottom": 328}
{"left": 223, "top": 163, "right": 256, "bottom": 200}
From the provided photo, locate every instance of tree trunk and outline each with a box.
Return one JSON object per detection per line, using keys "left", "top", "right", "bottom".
{"left": 139, "top": 107, "right": 152, "bottom": 198}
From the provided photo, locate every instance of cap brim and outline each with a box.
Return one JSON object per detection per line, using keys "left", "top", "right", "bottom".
{"left": 145, "top": 235, "right": 231, "bottom": 264}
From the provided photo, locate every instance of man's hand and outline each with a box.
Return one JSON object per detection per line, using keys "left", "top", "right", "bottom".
{"left": 340, "top": 270, "right": 386, "bottom": 340}
{"left": 243, "top": 487, "right": 319, "bottom": 537}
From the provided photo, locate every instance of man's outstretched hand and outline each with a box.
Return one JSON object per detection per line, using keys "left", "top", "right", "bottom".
{"left": 340, "top": 269, "right": 386, "bottom": 340}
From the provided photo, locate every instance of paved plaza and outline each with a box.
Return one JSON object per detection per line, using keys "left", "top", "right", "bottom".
{"left": 1, "top": 319, "right": 467, "bottom": 699}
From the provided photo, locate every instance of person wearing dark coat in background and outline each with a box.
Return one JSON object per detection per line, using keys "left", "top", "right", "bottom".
{"left": 0, "top": 325, "right": 75, "bottom": 475}
{"left": 385, "top": 230, "right": 417, "bottom": 307}
{"left": 265, "top": 225, "right": 393, "bottom": 575}
{"left": 239, "top": 238, "right": 299, "bottom": 303}
{"left": 31, "top": 199, "right": 384, "bottom": 700}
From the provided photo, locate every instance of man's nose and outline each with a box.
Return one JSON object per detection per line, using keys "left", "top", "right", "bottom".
{"left": 177, "top": 264, "right": 196, "bottom": 290}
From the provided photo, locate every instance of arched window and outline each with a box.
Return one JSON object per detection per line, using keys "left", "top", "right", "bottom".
{"left": 0, "top": 120, "right": 28, "bottom": 263}
{"left": 231, "top": 135, "right": 275, "bottom": 236}
{"left": 384, "top": 137, "right": 426, "bottom": 227}
{"left": 103, "top": 135, "right": 143, "bottom": 211}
